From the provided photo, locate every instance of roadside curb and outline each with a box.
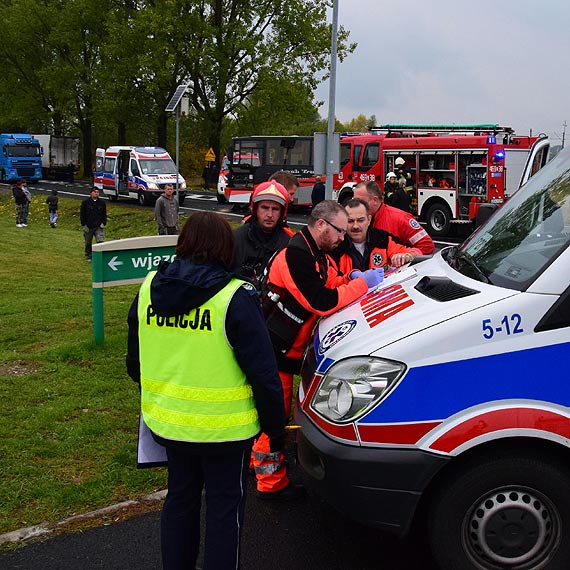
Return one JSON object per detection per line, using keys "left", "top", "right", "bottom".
{"left": 0, "top": 489, "right": 166, "bottom": 546}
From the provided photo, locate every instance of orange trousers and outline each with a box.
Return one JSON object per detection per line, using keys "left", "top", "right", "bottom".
{"left": 252, "top": 370, "right": 293, "bottom": 492}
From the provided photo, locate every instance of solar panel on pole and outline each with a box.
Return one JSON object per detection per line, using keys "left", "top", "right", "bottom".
{"left": 165, "top": 84, "right": 189, "bottom": 112}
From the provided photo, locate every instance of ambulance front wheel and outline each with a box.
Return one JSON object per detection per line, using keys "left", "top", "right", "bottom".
{"left": 137, "top": 191, "right": 147, "bottom": 206}
{"left": 425, "top": 203, "right": 451, "bottom": 237}
{"left": 428, "top": 453, "right": 570, "bottom": 570}
{"left": 109, "top": 194, "right": 118, "bottom": 202}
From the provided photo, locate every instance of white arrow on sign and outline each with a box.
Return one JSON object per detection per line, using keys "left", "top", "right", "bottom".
{"left": 108, "top": 256, "right": 124, "bottom": 271}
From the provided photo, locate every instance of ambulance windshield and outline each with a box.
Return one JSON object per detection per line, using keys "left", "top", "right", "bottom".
{"left": 139, "top": 158, "right": 177, "bottom": 175}
{"left": 449, "top": 147, "right": 570, "bottom": 291}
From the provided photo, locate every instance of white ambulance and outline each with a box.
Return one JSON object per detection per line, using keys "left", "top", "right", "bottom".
{"left": 93, "top": 146, "right": 186, "bottom": 206}
{"left": 296, "top": 146, "right": 570, "bottom": 570}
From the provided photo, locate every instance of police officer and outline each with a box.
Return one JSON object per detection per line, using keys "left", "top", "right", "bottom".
{"left": 126, "top": 212, "right": 286, "bottom": 570}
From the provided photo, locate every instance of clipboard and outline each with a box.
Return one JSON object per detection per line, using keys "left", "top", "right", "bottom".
{"left": 137, "top": 415, "right": 168, "bottom": 468}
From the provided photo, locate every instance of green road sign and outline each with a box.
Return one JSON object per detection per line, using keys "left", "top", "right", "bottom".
{"left": 91, "top": 236, "right": 178, "bottom": 343}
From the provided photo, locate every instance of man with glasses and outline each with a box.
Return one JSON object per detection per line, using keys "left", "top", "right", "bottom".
{"left": 252, "top": 200, "right": 383, "bottom": 501}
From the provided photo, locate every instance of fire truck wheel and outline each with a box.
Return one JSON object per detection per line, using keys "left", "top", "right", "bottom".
{"left": 425, "top": 203, "right": 451, "bottom": 237}
{"left": 137, "top": 191, "right": 147, "bottom": 206}
{"left": 428, "top": 453, "right": 570, "bottom": 570}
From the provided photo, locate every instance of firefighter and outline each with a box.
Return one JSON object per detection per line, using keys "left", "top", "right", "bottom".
{"left": 330, "top": 198, "right": 422, "bottom": 273}
{"left": 384, "top": 171, "right": 410, "bottom": 213}
{"left": 253, "top": 200, "right": 384, "bottom": 500}
{"left": 353, "top": 181, "right": 435, "bottom": 254}
{"left": 233, "top": 180, "right": 292, "bottom": 285}
{"left": 126, "top": 212, "right": 286, "bottom": 570}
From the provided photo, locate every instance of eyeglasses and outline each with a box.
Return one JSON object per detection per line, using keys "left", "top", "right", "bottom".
{"left": 321, "top": 218, "right": 346, "bottom": 237}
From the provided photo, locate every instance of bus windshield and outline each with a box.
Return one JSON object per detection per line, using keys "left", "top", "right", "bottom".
{"left": 446, "top": 147, "right": 570, "bottom": 291}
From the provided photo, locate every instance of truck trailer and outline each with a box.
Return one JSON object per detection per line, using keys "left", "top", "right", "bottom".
{"left": 33, "top": 134, "right": 80, "bottom": 181}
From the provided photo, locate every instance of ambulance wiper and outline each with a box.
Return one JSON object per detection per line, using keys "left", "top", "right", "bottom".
{"left": 444, "top": 245, "right": 459, "bottom": 267}
{"left": 456, "top": 251, "right": 491, "bottom": 284}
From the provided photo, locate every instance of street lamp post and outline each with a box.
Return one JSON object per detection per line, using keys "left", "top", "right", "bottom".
{"left": 325, "top": 0, "right": 339, "bottom": 200}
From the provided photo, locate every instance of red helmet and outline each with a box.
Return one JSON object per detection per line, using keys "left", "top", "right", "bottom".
{"left": 250, "top": 180, "right": 289, "bottom": 222}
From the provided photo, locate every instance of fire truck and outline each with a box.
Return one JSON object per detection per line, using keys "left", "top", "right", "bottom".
{"left": 336, "top": 124, "right": 551, "bottom": 237}
{"left": 223, "top": 126, "right": 550, "bottom": 236}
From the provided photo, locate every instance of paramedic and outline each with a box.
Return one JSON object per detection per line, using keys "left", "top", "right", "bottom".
{"left": 331, "top": 198, "right": 421, "bottom": 273}
{"left": 253, "top": 200, "right": 384, "bottom": 500}
{"left": 233, "top": 181, "right": 292, "bottom": 285}
{"left": 353, "top": 181, "right": 434, "bottom": 254}
{"left": 154, "top": 184, "right": 180, "bottom": 235}
{"left": 126, "top": 212, "right": 286, "bottom": 570}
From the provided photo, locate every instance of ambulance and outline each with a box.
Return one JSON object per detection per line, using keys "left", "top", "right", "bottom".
{"left": 295, "top": 146, "right": 570, "bottom": 570}
{"left": 93, "top": 146, "right": 186, "bottom": 206}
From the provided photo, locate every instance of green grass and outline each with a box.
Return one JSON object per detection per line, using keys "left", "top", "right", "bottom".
{"left": 0, "top": 191, "right": 188, "bottom": 536}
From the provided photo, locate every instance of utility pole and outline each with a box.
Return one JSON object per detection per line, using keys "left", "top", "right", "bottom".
{"left": 562, "top": 120, "right": 567, "bottom": 148}
{"left": 325, "top": 0, "right": 339, "bottom": 200}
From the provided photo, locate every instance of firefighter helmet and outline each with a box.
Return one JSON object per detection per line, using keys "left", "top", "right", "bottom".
{"left": 395, "top": 157, "right": 406, "bottom": 166}
{"left": 386, "top": 171, "right": 397, "bottom": 181}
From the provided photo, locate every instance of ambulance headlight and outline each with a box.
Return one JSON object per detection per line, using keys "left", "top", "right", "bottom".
{"left": 311, "top": 357, "right": 405, "bottom": 423}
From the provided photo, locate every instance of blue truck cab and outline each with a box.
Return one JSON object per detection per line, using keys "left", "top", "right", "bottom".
{"left": 0, "top": 133, "right": 43, "bottom": 182}
{"left": 296, "top": 145, "right": 570, "bottom": 570}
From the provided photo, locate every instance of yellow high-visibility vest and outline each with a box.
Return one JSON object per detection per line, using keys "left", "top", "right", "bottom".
{"left": 138, "top": 272, "right": 260, "bottom": 442}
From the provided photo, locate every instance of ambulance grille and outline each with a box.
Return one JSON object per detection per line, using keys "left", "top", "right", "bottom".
{"left": 414, "top": 276, "right": 479, "bottom": 302}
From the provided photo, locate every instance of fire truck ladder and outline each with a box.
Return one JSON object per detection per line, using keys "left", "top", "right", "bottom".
{"left": 370, "top": 124, "right": 515, "bottom": 136}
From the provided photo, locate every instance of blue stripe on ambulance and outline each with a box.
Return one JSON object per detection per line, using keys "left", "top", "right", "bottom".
{"left": 360, "top": 341, "right": 570, "bottom": 424}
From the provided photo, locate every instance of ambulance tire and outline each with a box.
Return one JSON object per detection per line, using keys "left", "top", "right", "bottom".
{"left": 137, "top": 191, "right": 147, "bottom": 206}
{"left": 109, "top": 194, "right": 118, "bottom": 202}
{"left": 425, "top": 203, "right": 451, "bottom": 237}
{"left": 428, "top": 453, "right": 570, "bottom": 570}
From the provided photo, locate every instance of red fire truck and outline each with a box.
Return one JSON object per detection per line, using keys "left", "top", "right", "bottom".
{"left": 223, "top": 126, "right": 550, "bottom": 236}
{"left": 336, "top": 124, "right": 550, "bottom": 236}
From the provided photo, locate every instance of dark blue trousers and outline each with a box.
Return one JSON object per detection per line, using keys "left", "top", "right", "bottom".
{"left": 161, "top": 442, "right": 251, "bottom": 570}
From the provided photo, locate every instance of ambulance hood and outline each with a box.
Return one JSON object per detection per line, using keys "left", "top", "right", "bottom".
{"left": 313, "top": 251, "right": 519, "bottom": 370}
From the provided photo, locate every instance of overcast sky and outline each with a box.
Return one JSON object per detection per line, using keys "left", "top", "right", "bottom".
{"left": 315, "top": 0, "right": 569, "bottom": 145}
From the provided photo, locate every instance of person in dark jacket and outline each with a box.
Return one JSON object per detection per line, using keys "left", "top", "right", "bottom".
{"left": 233, "top": 180, "right": 292, "bottom": 286}
{"left": 80, "top": 187, "right": 107, "bottom": 261}
{"left": 126, "top": 211, "right": 286, "bottom": 570}
{"left": 12, "top": 179, "right": 27, "bottom": 227}
{"left": 46, "top": 189, "right": 59, "bottom": 228}
{"left": 311, "top": 175, "right": 325, "bottom": 207}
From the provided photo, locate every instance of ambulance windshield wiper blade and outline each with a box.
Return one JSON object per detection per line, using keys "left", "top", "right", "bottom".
{"left": 456, "top": 252, "right": 491, "bottom": 284}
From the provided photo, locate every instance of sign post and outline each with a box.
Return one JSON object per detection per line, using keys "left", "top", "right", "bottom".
{"left": 91, "top": 236, "right": 178, "bottom": 344}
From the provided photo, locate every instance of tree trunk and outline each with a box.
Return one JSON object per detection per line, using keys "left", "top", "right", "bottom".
{"left": 117, "top": 122, "right": 127, "bottom": 145}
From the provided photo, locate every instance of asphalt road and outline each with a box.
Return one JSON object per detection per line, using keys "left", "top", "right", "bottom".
{"left": 0, "top": 471, "right": 438, "bottom": 570}
{"left": 6, "top": 179, "right": 466, "bottom": 247}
